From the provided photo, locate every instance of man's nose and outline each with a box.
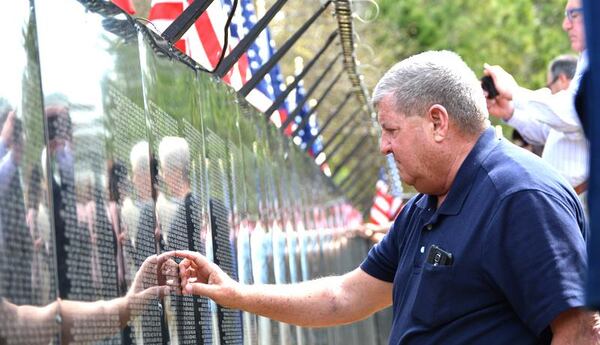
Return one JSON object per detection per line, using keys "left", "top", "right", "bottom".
{"left": 380, "top": 137, "right": 391, "bottom": 155}
{"left": 562, "top": 16, "right": 571, "bottom": 31}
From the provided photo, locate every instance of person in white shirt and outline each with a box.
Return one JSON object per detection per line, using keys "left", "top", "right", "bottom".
{"left": 547, "top": 55, "right": 578, "bottom": 95}
{"left": 484, "top": 0, "right": 588, "bottom": 195}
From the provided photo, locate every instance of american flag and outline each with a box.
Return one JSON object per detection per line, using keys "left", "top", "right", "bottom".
{"left": 369, "top": 167, "right": 402, "bottom": 226}
{"left": 287, "top": 76, "right": 323, "bottom": 157}
{"left": 148, "top": 0, "right": 249, "bottom": 89}
{"left": 110, "top": 0, "right": 136, "bottom": 14}
{"left": 148, "top": 0, "right": 289, "bottom": 126}
{"left": 341, "top": 202, "right": 363, "bottom": 229}
{"left": 225, "top": 0, "right": 290, "bottom": 127}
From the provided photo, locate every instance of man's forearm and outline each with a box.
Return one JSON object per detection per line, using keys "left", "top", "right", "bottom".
{"left": 59, "top": 296, "right": 131, "bottom": 343}
{"left": 235, "top": 269, "right": 391, "bottom": 327}
{"left": 236, "top": 276, "right": 347, "bottom": 327}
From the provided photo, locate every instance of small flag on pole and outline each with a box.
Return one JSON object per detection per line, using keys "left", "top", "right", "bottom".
{"left": 369, "top": 167, "right": 402, "bottom": 226}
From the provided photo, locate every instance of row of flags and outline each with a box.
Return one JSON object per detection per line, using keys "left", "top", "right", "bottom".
{"left": 369, "top": 155, "right": 403, "bottom": 226}
{"left": 111, "top": 0, "right": 323, "bottom": 157}
{"left": 111, "top": 0, "right": 400, "bottom": 226}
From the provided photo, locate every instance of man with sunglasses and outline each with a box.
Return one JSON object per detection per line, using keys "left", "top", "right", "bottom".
{"left": 484, "top": 0, "right": 588, "bottom": 199}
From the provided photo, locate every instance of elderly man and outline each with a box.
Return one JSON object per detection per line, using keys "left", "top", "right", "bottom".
{"left": 485, "top": 0, "right": 588, "bottom": 196}
{"left": 172, "top": 51, "right": 598, "bottom": 344}
{"left": 547, "top": 55, "right": 578, "bottom": 95}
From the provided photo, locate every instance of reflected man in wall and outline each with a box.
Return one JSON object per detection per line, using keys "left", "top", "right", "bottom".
{"left": 0, "top": 251, "right": 177, "bottom": 345}
{"left": 44, "top": 102, "right": 77, "bottom": 299}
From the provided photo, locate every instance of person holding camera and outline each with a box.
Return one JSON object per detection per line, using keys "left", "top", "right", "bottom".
{"left": 484, "top": 0, "right": 588, "bottom": 198}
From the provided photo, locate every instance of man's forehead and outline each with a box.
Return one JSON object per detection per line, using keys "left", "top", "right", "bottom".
{"left": 565, "top": 0, "right": 581, "bottom": 9}
{"left": 376, "top": 103, "right": 404, "bottom": 126}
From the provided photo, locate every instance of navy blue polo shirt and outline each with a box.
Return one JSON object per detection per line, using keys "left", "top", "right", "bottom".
{"left": 361, "top": 128, "right": 588, "bottom": 345}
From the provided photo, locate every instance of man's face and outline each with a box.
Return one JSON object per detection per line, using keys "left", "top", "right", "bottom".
{"left": 562, "top": 0, "right": 586, "bottom": 53}
{"left": 546, "top": 71, "right": 571, "bottom": 94}
{"left": 377, "top": 97, "right": 435, "bottom": 192}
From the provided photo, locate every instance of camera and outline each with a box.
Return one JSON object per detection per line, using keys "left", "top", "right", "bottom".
{"left": 481, "top": 76, "right": 499, "bottom": 99}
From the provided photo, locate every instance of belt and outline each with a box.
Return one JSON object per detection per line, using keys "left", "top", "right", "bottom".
{"left": 574, "top": 180, "right": 588, "bottom": 195}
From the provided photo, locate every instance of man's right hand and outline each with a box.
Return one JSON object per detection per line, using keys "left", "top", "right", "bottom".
{"left": 173, "top": 250, "right": 242, "bottom": 309}
{"left": 483, "top": 64, "right": 518, "bottom": 120}
{"left": 166, "top": 250, "right": 391, "bottom": 327}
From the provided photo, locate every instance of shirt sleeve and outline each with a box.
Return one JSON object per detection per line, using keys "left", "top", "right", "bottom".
{"left": 360, "top": 202, "right": 413, "bottom": 282}
{"left": 513, "top": 88, "right": 584, "bottom": 137}
{"left": 482, "top": 190, "right": 587, "bottom": 336}
{"left": 506, "top": 93, "right": 551, "bottom": 146}
{"left": 510, "top": 53, "right": 587, "bottom": 140}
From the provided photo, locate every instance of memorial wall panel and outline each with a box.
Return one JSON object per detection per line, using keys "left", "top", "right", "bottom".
{"left": 34, "top": 1, "right": 143, "bottom": 343}
{"left": 202, "top": 79, "right": 244, "bottom": 345}
{"left": 0, "top": 1, "right": 59, "bottom": 343}
{"left": 138, "top": 31, "right": 217, "bottom": 345}
{"left": 265, "top": 125, "right": 293, "bottom": 345}
{"left": 281, "top": 140, "right": 305, "bottom": 345}
{"left": 235, "top": 102, "right": 259, "bottom": 345}
{"left": 288, "top": 147, "right": 314, "bottom": 345}
{"left": 238, "top": 108, "right": 278, "bottom": 345}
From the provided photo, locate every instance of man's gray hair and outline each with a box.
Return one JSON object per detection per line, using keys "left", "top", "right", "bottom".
{"left": 158, "top": 136, "right": 190, "bottom": 179}
{"left": 372, "top": 50, "right": 488, "bottom": 135}
{"left": 548, "top": 54, "right": 578, "bottom": 81}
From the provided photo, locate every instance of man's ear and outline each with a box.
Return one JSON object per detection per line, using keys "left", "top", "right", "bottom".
{"left": 558, "top": 74, "right": 572, "bottom": 90}
{"left": 427, "top": 104, "right": 450, "bottom": 142}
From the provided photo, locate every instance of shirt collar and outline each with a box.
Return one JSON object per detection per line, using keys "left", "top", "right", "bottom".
{"left": 416, "top": 127, "right": 500, "bottom": 218}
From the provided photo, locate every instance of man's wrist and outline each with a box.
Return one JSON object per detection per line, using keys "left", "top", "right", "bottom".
{"left": 234, "top": 282, "right": 250, "bottom": 310}
{"left": 501, "top": 100, "right": 516, "bottom": 121}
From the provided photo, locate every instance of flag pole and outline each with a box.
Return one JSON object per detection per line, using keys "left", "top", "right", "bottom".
{"left": 306, "top": 99, "right": 360, "bottom": 151}
{"left": 161, "top": 0, "right": 216, "bottom": 44}
{"left": 303, "top": 92, "right": 353, "bottom": 151}
{"left": 280, "top": 63, "right": 339, "bottom": 131}
{"left": 264, "top": 36, "right": 338, "bottom": 120}
{"left": 291, "top": 69, "right": 344, "bottom": 138}
{"left": 318, "top": 109, "right": 359, "bottom": 154}
{"left": 238, "top": 0, "right": 333, "bottom": 97}
{"left": 323, "top": 120, "right": 362, "bottom": 161}
{"left": 347, "top": 175, "right": 376, "bottom": 201}
{"left": 330, "top": 138, "right": 370, "bottom": 178}
{"left": 339, "top": 156, "right": 378, "bottom": 191}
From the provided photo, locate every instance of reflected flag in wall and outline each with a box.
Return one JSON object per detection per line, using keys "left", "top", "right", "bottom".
{"left": 369, "top": 168, "right": 402, "bottom": 226}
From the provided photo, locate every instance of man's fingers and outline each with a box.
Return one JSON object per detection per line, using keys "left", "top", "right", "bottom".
{"left": 172, "top": 250, "right": 217, "bottom": 278}
{"left": 183, "top": 282, "right": 218, "bottom": 299}
{"left": 483, "top": 63, "right": 492, "bottom": 76}
{"left": 145, "top": 285, "right": 171, "bottom": 299}
{"left": 172, "top": 250, "right": 211, "bottom": 267}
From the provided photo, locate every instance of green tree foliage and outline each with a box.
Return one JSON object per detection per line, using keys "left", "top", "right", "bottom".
{"left": 356, "top": 0, "right": 572, "bottom": 91}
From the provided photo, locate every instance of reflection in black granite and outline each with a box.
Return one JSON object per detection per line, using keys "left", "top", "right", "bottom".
{"left": 0, "top": 0, "right": 383, "bottom": 344}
